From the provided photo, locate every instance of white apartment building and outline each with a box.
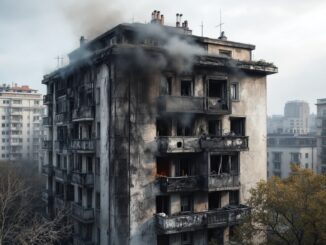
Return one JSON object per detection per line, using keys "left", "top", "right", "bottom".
{"left": 316, "top": 98, "right": 326, "bottom": 173}
{"left": 267, "top": 134, "right": 317, "bottom": 178}
{"left": 0, "top": 84, "right": 45, "bottom": 162}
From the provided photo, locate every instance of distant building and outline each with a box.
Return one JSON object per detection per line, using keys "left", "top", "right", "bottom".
{"left": 267, "top": 134, "right": 317, "bottom": 178}
{"left": 0, "top": 84, "right": 45, "bottom": 162}
{"left": 267, "top": 115, "right": 284, "bottom": 134}
{"left": 316, "top": 99, "right": 326, "bottom": 173}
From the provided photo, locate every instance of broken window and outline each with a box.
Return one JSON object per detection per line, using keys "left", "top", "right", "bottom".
{"left": 181, "top": 232, "right": 193, "bottom": 245}
{"left": 210, "top": 154, "right": 239, "bottom": 175}
{"left": 230, "top": 117, "right": 245, "bottom": 136}
{"left": 176, "top": 118, "right": 193, "bottom": 136}
{"left": 156, "top": 157, "right": 170, "bottom": 176}
{"left": 208, "top": 192, "right": 221, "bottom": 210}
{"left": 207, "top": 79, "right": 226, "bottom": 98}
{"left": 180, "top": 195, "right": 193, "bottom": 213}
{"left": 208, "top": 120, "right": 222, "bottom": 136}
{"left": 156, "top": 118, "right": 172, "bottom": 136}
{"left": 229, "top": 190, "right": 239, "bottom": 206}
{"left": 176, "top": 158, "right": 192, "bottom": 176}
{"left": 230, "top": 83, "right": 239, "bottom": 100}
{"left": 156, "top": 196, "right": 169, "bottom": 214}
{"left": 181, "top": 80, "right": 192, "bottom": 96}
{"left": 219, "top": 49, "right": 232, "bottom": 57}
{"left": 160, "top": 76, "right": 172, "bottom": 96}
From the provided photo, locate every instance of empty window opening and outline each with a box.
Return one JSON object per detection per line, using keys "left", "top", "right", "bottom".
{"left": 209, "top": 192, "right": 221, "bottom": 210}
{"left": 67, "top": 184, "right": 74, "bottom": 201}
{"left": 208, "top": 120, "right": 222, "bottom": 136}
{"left": 180, "top": 195, "right": 193, "bottom": 213}
{"left": 210, "top": 154, "right": 239, "bottom": 175}
{"left": 219, "top": 49, "right": 232, "bottom": 57}
{"left": 160, "top": 76, "right": 172, "bottom": 95}
{"left": 181, "top": 80, "right": 192, "bottom": 96}
{"left": 156, "top": 196, "right": 169, "bottom": 214}
{"left": 207, "top": 79, "right": 226, "bottom": 98}
{"left": 229, "top": 190, "right": 239, "bottom": 206}
{"left": 156, "top": 118, "right": 172, "bottom": 136}
{"left": 230, "top": 117, "right": 245, "bottom": 136}
{"left": 156, "top": 158, "right": 170, "bottom": 176}
{"left": 176, "top": 158, "right": 193, "bottom": 176}
{"left": 208, "top": 228, "right": 224, "bottom": 245}
{"left": 181, "top": 232, "right": 193, "bottom": 245}
{"left": 177, "top": 118, "right": 193, "bottom": 136}
{"left": 230, "top": 83, "right": 239, "bottom": 100}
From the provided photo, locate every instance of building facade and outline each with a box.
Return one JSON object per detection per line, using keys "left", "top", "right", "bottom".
{"left": 316, "top": 98, "right": 326, "bottom": 173}
{"left": 41, "top": 12, "right": 277, "bottom": 245}
{"left": 0, "top": 84, "right": 44, "bottom": 162}
{"left": 267, "top": 134, "right": 317, "bottom": 178}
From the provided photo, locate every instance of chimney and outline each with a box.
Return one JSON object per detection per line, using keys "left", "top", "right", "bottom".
{"left": 218, "top": 31, "right": 227, "bottom": 41}
{"left": 151, "top": 11, "right": 155, "bottom": 20}
{"left": 161, "top": 15, "right": 164, "bottom": 25}
{"left": 176, "top": 13, "right": 180, "bottom": 27}
{"left": 157, "top": 11, "right": 160, "bottom": 19}
{"left": 80, "top": 36, "right": 86, "bottom": 46}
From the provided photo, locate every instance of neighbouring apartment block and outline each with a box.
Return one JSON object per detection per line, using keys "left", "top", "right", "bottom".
{"left": 41, "top": 11, "right": 277, "bottom": 245}
{"left": 267, "top": 134, "right": 317, "bottom": 178}
{"left": 0, "top": 84, "right": 44, "bottom": 162}
{"left": 316, "top": 98, "right": 326, "bottom": 173}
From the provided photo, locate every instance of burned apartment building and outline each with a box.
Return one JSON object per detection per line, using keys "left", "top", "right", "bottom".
{"left": 41, "top": 11, "right": 277, "bottom": 245}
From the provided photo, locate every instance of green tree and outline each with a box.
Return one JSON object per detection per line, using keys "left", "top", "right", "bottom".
{"left": 236, "top": 166, "right": 326, "bottom": 245}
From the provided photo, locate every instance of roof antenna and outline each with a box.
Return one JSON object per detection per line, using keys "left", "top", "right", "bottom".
{"left": 200, "top": 21, "right": 204, "bottom": 37}
{"left": 215, "top": 9, "right": 225, "bottom": 38}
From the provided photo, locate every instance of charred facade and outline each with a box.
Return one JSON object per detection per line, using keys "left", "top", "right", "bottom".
{"left": 41, "top": 12, "right": 277, "bottom": 245}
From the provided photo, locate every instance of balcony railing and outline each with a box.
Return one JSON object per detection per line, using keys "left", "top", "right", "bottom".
{"left": 70, "top": 139, "right": 95, "bottom": 152}
{"left": 56, "top": 88, "right": 66, "bottom": 97}
{"left": 55, "top": 140, "right": 68, "bottom": 151}
{"left": 43, "top": 94, "right": 53, "bottom": 104}
{"left": 42, "top": 116, "right": 53, "bottom": 126}
{"left": 156, "top": 135, "right": 249, "bottom": 153}
{"left": 55, "top": 112, "right": 68, "bottom": 124}
{"left": 42, "top": 140, "right": 53, "bottom": 150}
{"left": 207, "top": 173, "right": 240, "bottom": 191}
{"left": 159, "top": 176, "right": 202, "bottom": 192}
{"left": 41, "top": 165, "right": 54, "bottom": 176}
{"left": 157, "top": 96, "right": 230, "bottom": 114}
{"left": 156, "top": 136, "right": 201, "bottom": 153}
{"left": 71, "top": 203, "right": 94, "bottom": 223}
{"left": 155, "top": 205, "right": 250, "bottom": 234}
{"left": 71, "top": 171, "right": 94, "bottom": 187}
{"left": 54, "top": 168, "right": 70, "bottom": 182}
{"left": 72, "top": 107, "right": 95, "bottom": 122}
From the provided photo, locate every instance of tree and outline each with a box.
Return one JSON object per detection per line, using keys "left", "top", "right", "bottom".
{"left": 235, "top": 166, "right": 326, "bottom": 245}
{"left": 0, "top": 161, "right": 72, "bottom": 245}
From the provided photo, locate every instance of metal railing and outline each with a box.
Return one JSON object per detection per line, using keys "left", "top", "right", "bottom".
{"left": 159, "top": 176, "right": 202, "bottom": 192}
{"left": 200, "top": 136, "right": 249, "bottom": 151}
{"left": 70, "top": 139, "right": 95, "bottom": 152}
{"left": 72, "top": 107, "right": 95, "bottom": 121}
{"left": 71, "top": 171, "right": 94, "bottom": 187}
{"left": 42, "top": 116, "right": 53, "bottom": 126}
{"left": 208, "top": 173, "right": 240, "bottom": 191}
{"left": 71, "top": 203, "right": 94, "bottom": 223}
{"left": 156, "top": 136, "right": 201, "bottom": 153}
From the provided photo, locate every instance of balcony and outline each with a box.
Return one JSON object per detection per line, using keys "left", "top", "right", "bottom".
{"left": 158, "top": 176, "right": 202, "bottom": 192}
{"left": 55, "top": 112, "right": 68, "bottom": 124}
{"left": 56, "top": 88, "right": 66, "bottom": 97}
{"left": 155, "top": 205, "right": 250, "bottom": 234}
{"left": 55, "top": 140, "right": 68, "bottom": 151}
{"left": 72, "top": 107, "right": 95, "bottom": 122}
{"left": 42, "top": 116, "right": 53, "bottom": 127}
{"left": 54, "top": 168, "right": 70, "bottom": 182}
{"left": 73, "top": 235, "right": 95, "bottom": 245}
{"left": 71, "top": 171, "right": 94, "bottom": 187}
{"left": 157, "top": 96, "right": 230, "bottom": 115}
{"left": 43, "top": 94, "right": 53, "bottom": 104}
{"left": 42, "top": 140, "right": 53, "bottom": 150}
{"left": 200, "top": 136, "right": 249, "bottom": 151}
{"left": 156, "top": 136, "right": 249, "bottom": 154}
{"left": 70, "top": 139, "right": 95, "bottom": 153}
{"left": 41, "top": 164, "right": 54, "bottom": 176}
{"left": 156, "top": 136, "right": 201, "bottom": 153}
{"left": 207, "top": 173, "right": 240, "bottom": 191}
{"left": 41, "top": 190, "right": 53, "bottom": 203}
{"left": 54, "top": 194, "right": 65, "bottom": 208}
{"left": 71, "top": 203, "right": 94, "bottom": 223}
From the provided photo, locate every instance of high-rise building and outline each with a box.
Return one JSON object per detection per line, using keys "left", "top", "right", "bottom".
{"left": 41, "top": 12, "right": 277, "bottom": 245}
{"left": 316, "top": 98, "right": 326, "bottom": 173}
{"left": 283, "top": 100, "right": 310, "bottom": 134}
{"left": 0, "top": 84, "right": 44, "bottom": 162}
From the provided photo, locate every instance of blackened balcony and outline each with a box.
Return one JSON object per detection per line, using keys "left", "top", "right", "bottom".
{"left": 42, "top": 117, "right": 53, "bottom": 127}
{"left": 55, "top": 140, "right": 68, "bottom": 151}
{"left": 43, "top": 94, "right": 53, "bottom": 105}
{"left": 156, "top": 136, "right": 201, "bottom": 153}
{"left": 159, "top": 176, "right": 202, "bottom": 192}
{"left": 207, "top": 173, "right": 240, "bottom": 191}
{"left": 54, "top": 168, "right": 70, "bottom": 183}
{"left": 71, "top": 203, "right": 94, "bottom": 223}
{"left": 72, "top": 106, "right": 95, "bottom": 122}
{"left": 70, "top": 139, "right": 95, "bottom": 153}
{"left": 42, "top": 140, "right": 53, "bottom": 150}
{"left": 55, "top": 112, "right": 68, "bottom": 124}
{"left": 200, "top": 136, "right": 249, "bottom": 151}
{"left": 155, "top": 212, "right": 206, "bottom": 234}
{"left": 157, "top": 96, "right": 230, "bottom": 115}
{"left": 56, "top": 88, "right": 66, "bottom": 98}
{"left": 41, "top": 164, "right": 54, "bottom": 176}
{"left": 71, "top": 171, "right": 94, "bottom": 187}
{"left": 155, "top": 205, "right": 250, "bottom": 234}
{"left": 73, "top": 235, "right": 95, "bottom": 245}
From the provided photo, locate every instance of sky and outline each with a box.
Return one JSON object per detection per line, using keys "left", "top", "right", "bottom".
{"left": 1, "top": 0, "right": 326, "bottom": 115}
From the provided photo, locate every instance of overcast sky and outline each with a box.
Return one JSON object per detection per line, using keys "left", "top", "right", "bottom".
{"left": 1, "top": 0, "right": 326, "bottom": 115}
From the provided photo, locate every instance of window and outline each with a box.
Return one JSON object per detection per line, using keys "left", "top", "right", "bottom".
{"left": 12, "top": 100, "right": 22, "bottom": 104}
{"left": 156, "top": 157, "right": 170, "bottom": 177}
{"left": 305, "top": 153, "right": 309, "bottom": 158}
{"left": 208, "top": 120, "right": 222, "bottom": 136}
{"left": 274, "top": 161, "right": 281, "bottom": 169}
{"left": 97, "top": 122, "right": 101, "bottom": 138}
{"left": 96, "top": 192, "right": 101, "bottom": 210}
{"left": 181, "top": 80, "right": 192, "bottom": 96}
{"left": 180, "top": 195, "right": 192, "bottom": 212}
{"left": 209, "top": 192, "right": 221, "bottom": 209}
{"left": 176, "top": 158, "right": 192, "bottom": 176}
{"left": 156, "top": 196, "right": 169, "bottom": 214}
{"left": 230, "top": 83, "right": 239, "bottom": 100}
{"left": 34, "top": 100, "right": 39, "bottom": 105}
{"left": 290, "top": 153, "right": 301, "bottom": 163}
{"left": 219, "top": 49, "right": 232, "bottom": 57}
{"left": 95, "top": 158, "right": 100, "bottom": 175}
{"left": 160, "top": 76, "right": 172, "bottom": 95}
{"left": 96, "top": 88, "right": 101, "bottom": 105}
{"left": 176, "top": 118, "right": 193, "bottom": 136}
{"left": 1, "top": 116, "right": 5, "bottom": 120}
{"left": 156, "top": 118, "right": 172, "bottom": 136}
{"left": 305, "top": 163, "right": 309, "bottom": 169}
{"left": 229, "top": 190, "right": 239, "bottom": 205}
{"left": 230, "top": 117, "right": 245, "bottom": 136}
{"left": 181, "top": 232, "right": 193, "bottom": 245}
